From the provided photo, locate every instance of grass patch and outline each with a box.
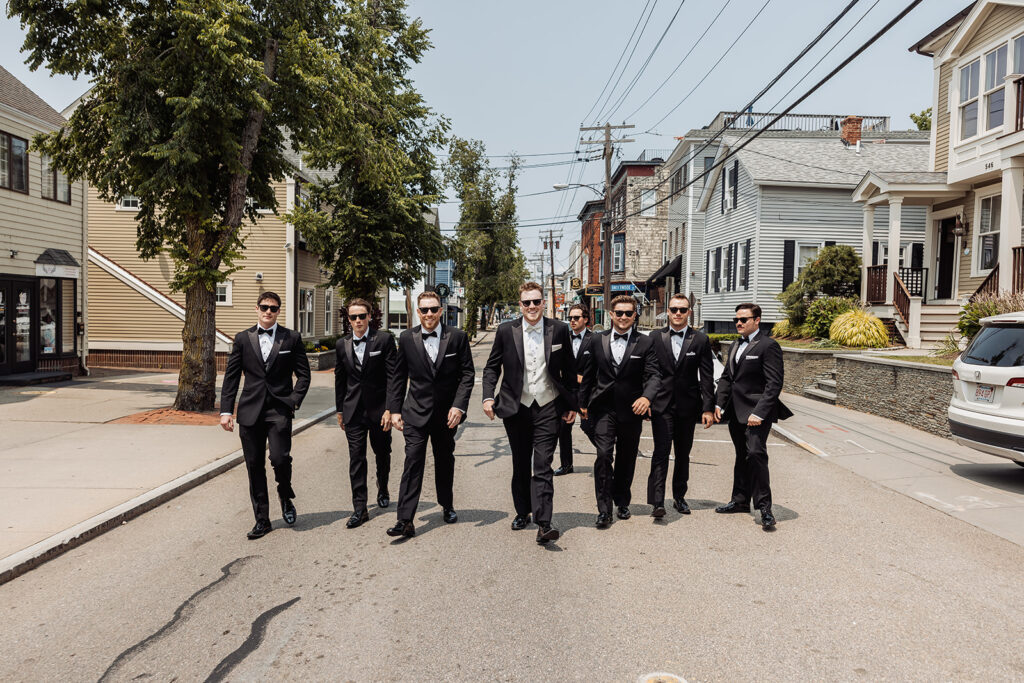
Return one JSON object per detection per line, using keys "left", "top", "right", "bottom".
{"left": 776, "top": 338, "right": 884, "bottom": 351}
{"left": 877, "top": 354, "right": 956, "bottom": 367}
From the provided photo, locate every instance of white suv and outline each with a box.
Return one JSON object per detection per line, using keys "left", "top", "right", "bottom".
{"left": 949, "top": 311, "right": 1024, "bottom": 465}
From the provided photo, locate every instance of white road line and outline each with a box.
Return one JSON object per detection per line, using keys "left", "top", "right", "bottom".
{"left": 846, "top": 439, "right": 876, "bottom": 454}
{"left": 772, "top": 424, "right": 830, "bottom": 457}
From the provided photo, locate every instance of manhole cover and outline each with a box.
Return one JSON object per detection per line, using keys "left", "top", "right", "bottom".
{"left": 639, "top": 674, "right": 687, "bottom": 683}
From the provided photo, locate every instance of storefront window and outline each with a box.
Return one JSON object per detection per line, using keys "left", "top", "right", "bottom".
{"left": 61, "top": 280, "right": 75, "bottom": 354}
{"left": 39, "top": 279, "right": 57, "bottom": 355}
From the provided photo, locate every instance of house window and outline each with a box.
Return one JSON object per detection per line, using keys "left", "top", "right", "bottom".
{"left": 724, "top": 166, "right": 737, "bottom": 210}
{"left": 985, "top": 45, "right": 1007, "bottom": 130}
{"left": 215, "top": 280, "right": 232, "bottom": 306}
{"left": 959, "top": 58, "right": 981, "bottom": 139}
{"left": 118, "top": 195, "right": 140, "bottom": 210}
{"left": 299, "top": 287, "right": 315, "bottom": 336}
{"left": 641, "top": 189, "right": 656, "bottom": 216}
{"left": 670, "top": 167, "right": 682, "bottom": 197}
{"left": 0, "top": 131, "right": 29, "bottom": 193}
{"left": 1014, "top": 34, "right": 1024, "bottom": 74}
{"left": 703, "top": 157, "right": 714, "bottom": 185}
{"left": 37, "top": 278, "right": 77, "bottom": 356}
{"left": 612, "top": 235, "right": 625, "bottom": 272}
{"left": 796, "top": 242, "right": 822, "bottom": 277}
{"left": 661, "top": 239, "right": 668, "bottom": 265}
{"left": 325, "top": 289, "right": 333, "bottom": 335}
{"left": 977, "top": 194, "right": 1001, "bottom": 272}
{"left": 40, "top": 155, "right": 71, "bottom": 204}
{"left": 738, "top": 242, "right": 749, "bottom": 288}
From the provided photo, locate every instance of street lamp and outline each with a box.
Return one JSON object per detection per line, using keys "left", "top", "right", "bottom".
{"left": 553, "top": 183, "right": 604, "bottom": 195}
{"left": 554, "top": 182, "right": 611, "bottom": 325}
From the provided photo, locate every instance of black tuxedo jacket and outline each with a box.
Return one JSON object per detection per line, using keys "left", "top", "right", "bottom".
{"left": 220, "top": 325, "right": 311, "bottom": 427}
{"left": 482, "top": 317, "right": 578, "bottom": 419}
{"left": 387, "top": 324, "right": 475, "bottom": 428}
{"left": 579, "top": 329, "right": 661, "bottom": 421}
{"left": 649, "top": 326, "right": 716, "bottom": 419}
{"left": 715, "top": 333, "right": 793, "bottom": 424}
{"left": 334, "top": 329, "right": 397, "bottom": 424}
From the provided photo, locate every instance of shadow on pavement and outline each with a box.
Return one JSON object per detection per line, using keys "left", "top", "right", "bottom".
{"left": 408, "top": 507, "right": 509, "bottom": 538}
{"left": 949, "top": 463, "right": 1024, "bottom": 496}
{"left": 289, "top": 510, "right": 349, "bottom": 532}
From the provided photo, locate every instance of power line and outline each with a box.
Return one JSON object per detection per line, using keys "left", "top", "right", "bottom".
{"left": 580, "top": 0, "right": 656, "bottom": 125}
{"left": 591, "top": 0, "right": 661, "bottom": 125}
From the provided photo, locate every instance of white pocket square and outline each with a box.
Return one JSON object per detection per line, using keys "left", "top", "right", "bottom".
{"left": 583, "top": 350, "right": 591, "bottom": 355}
{"left": 279, "top": 350, "right": 291, "bottom": 355}
{"left": 745, "top": 355, "right": 759, "bottom": 359}
{"left": 686, "top": 351, "right": 696, "bottom": 356}
{"left": 551, "top": 343, "right": 562, "bottom": 350}
{"left": 444, "top": 352, "right": 456, "bottom": 357}
{"left": 630, "top": 354, "right": 642, "bottom": 359}
{"left": 369, "top": 350, "right": 382, "bottom": 357}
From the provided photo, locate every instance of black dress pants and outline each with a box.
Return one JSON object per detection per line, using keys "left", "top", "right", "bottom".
{"left": 504, "top": 401, "right": 560, "bottom": 524}
{"left": 557, "top": 414, "right": 596, "bottom": 469}
{"left": 395, "top": 415, "right": 457, "bottom": 521}
{"left": 592, "top": 411, "right": 643, "bottom": 515}
{"left": 344, "top": 411, "right": 392, "bottom": 513}
{"left": 239, "top": 407, "right": 294, "bottom": 523}
{"left": 726, "top": 419, "right": 773, "bottom": 512}
{"left": 647, "top": 411, "right": 697, "bottom": 505}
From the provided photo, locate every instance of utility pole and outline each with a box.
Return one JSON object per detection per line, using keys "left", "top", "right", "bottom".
{"left": 580, "top": 122, "right": 634, "bottom": 325}
{"left": 540, "top": 228, "right": 562, "bottom": 319}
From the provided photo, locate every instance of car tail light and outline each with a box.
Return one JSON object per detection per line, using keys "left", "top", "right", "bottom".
{"left": 1008, "top": 377, "right": 1024, "bottom": 388}
{"left": 952, "top": 369, "right": 960, "bottom": 380}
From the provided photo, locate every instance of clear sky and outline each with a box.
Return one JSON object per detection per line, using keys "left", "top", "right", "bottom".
{"left": 1, "top": 0, "right": 971, "bottom": 277}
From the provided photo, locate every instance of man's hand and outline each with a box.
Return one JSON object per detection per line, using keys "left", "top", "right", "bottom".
{"left": 336, "top": 413, "right": 345, "bottom": 431}
{"left": 391, "top": 413, "right": 404, "bottom": 432}
{"left": 747, "top": 415, "right": 763, "bottom": 427}
{"left": 220, "top": 414, "right": 234, "bottom": 432}
{"left": 381, "top": 410, "right": 391, "bottom": 432}
{"left": 447, "top": 407, "right": 463, "bottom": 429}
{"left": 563, "top": 410, "right": 576, "bottom": 424}
{"left": 714, "top": 406, "right": 723, "bottom": 423}
{"left": 632, "top": 397, "right": 651, "bottom": 416}
{"left": 701, "top": 411, "right": 714, "bottom": 429}
{"left": 579, "top": 408, "right": 588, "bottom": 420}
{"left": 482, "top": 399, "right": 495, "bottom": 421}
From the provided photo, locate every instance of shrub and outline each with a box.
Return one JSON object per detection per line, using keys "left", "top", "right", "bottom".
{"left": 930, "top": 332, "right": 964, "bottom": 359}
{"left": 777, "top": 244, "right": 861, "bottom": 326}
{"left": 829, "top": 310, "right": 889, "bottom": 348}
{"left": 771, "top": 320, "right": 795, "bottom": 338}
{"left": 958, "top": 292, "right": 1024, "bottom": 339}
{"left": 707, "top": 333, "right": 739, "bottom": 355}
{"left": 805, "top": 296, "right": 858, "bottom": 339}
{"left": 318, "top": 335, "right": 340, "bottom": 349}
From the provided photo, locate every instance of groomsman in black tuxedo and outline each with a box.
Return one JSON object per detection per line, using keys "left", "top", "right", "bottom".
{"left": 554, "top": 303, "right": 596, "bottom": 476}
{"left": 647, "top": 293, "right": 715, "bottom": 518}
{"left": 335, "top": 298, "right": 396, "bottom": 529}
{"left": 578, "top": 294, "right": 661, "bottom": 529}
{"left": 220, "top": 292, "right": 311, "bottom": 539}
{"left": 385, "top": 291, "right": 475, "bottom": 538}
{"left": 714, "top": 303, "right": 794, "bottom": 530}
{"left": 482, "top": 282, "right": 577, "bottom": 544}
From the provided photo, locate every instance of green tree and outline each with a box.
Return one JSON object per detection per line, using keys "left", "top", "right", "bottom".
{"left": 10, "top": 0, "right": 428, "bottom": 410}
{"left": 290, "top": 1, "right": 448, "bottom": 312}
{"left": 445, "top": 137, "right": 528, "bottom": 335}
{"left": 910, "top": 107, "right": 932, "bottom": 131}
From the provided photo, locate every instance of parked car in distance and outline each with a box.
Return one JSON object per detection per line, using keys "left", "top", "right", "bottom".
{"left": 949, "top": 311, "right": 1024, "bottom": 466}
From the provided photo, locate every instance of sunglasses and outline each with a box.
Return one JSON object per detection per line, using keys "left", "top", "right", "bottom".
{"left": 668, "top": 306, "right": 689, "bottom": 314}
{"left": 733, "top": 316, "right": 754, "bottom": 324}
{"left": 613, "top": 310, "right": 635, "bottom": 318}
{"left": 258, "top": 304, "right": 280, "bottom": 313}
{"left": 520, "top": 298, "right": 542, "bottom": 307}
{"left": 418, "top": 306, "right": 441, "bottom": 314}
{"left": 348, "top": 313, "right": 368, "bottom": 321}
{"left": 568, "top": 315, "right": 584, "bottom": 321}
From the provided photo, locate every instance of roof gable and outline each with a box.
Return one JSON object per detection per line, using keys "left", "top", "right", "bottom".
{"left": 937, "top": 0, "right": 1024, "bottom": 62}
{"left": 0, "top": 66, "right": 66, "bottom": 129}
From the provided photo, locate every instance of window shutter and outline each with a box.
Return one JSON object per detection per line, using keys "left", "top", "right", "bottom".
{"left": 911, "top": 242, "right": 924, "bottom": 268}
{"left": 730, "top": 243, "right": 738, "bottom": 291}
{"left": 705, "top": 250, "right": 710, "bottom": 293}
{"left": 720, "top": 166, "right": 726, "bottom": 214}
{"left": 782, "top": 240, "right": 795, "bottom": 289}
{"left": 714, "top": 247, "right": 722, "bottom": 292}
{"left": 732, "top": 160, "right": 739, "bottom": 209}
{"left": 872, "top": 241, "right": 880, "bottom": 266}
{"left": 744, "top": 238, "right": 752, "bottom": 289}
{"left": 824, "top": 240, "right": 836, "bottom": 248}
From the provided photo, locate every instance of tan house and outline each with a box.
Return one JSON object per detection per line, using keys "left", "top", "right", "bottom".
{"left": 83, "top": 145, "right": 343, "bottom": 370}
{"left": 854, "top": 0, "right": 1024, "bottom": 347}
{"left": 0, "top": 66, "right": 87, "bottom": 379}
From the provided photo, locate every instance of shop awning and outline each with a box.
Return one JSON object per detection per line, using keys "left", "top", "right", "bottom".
{"left": 35, "top": 248, "right": 81, "bottom": 278}
{"left": 646, "top": 255, "right": 681, "bottom": 285}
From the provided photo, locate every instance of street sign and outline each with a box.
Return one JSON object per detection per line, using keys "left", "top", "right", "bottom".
{"left": 435, "top": 283, "right": 451, "bottom": 298}
{"left": 570, "top": 277, "right": 582, "bottom": 289}
{"left": 453, "top": 286, "right": 465, "bottom": 298}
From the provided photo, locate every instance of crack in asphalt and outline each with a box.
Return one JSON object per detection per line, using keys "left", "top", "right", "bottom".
{"left": 204, "top": 597, "right": 301, "bottom": 683}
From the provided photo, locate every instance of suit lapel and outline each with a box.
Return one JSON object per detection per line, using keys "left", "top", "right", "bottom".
{"left": 738, "top": 337, "right": 761, "bottom": 373}
{"left": 345, "top": 335, "right": 356, "bottom": 370}
{"left": 247, "top": 326, "right": 262, "bottom": 370}
{"left": 265, "top": 326, "right": 286, "bottom": 371}
{"left": 678, "top": 329, "right": 695, "bottom": 368}
{"left": 433, "top": 325, "right": 449, "bottom": 371}
{"left": 511, "top": 318, "right": 525, "bottom": 369}
{"left": 601, "top": 329, "right": 613, "bottom": 372}
{"left": 412, "top": 325, "right": 433, "bottom": 375}
{"left": 621, "top": 331, "right": 640, "bottom": 371}
{"left": 729, "top": 338, "right": 741, "bottom": 371}
{"left": 542, "top": 317, "right": 554, "bottom": 362}
{"left": 659, "top": 327, "right": 673, "bottom": 363}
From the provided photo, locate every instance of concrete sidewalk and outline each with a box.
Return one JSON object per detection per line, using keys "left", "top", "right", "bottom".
{"left": 773, "top": 393, "right": 1024, "bottom": 547}
{"left": 0, "top": 368, "right": 336, "bottom": 583}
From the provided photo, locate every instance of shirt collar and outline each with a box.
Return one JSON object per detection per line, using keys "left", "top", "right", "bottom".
{"left": 257, "top": 322, "right": 278, "bottom": 336}
{"left": 613, "top": 328, "right": 631, "bottom": 341}
{"left": 669, "top": 324, "right": 689, "bottom": 335}
{"left": 743, "top": 328, "right": 759, "bottom": 343}
{"left": 353, "top": 331, "right": 367, "bottom": 341}
{"left": 524, "top": 318, "right": 543, "bottom": 333}
{"left": 422, "top": 323, "right": 441, "bottom": 337}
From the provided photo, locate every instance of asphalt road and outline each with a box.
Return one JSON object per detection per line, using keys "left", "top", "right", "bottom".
{"left": 2, "top": 337, "right": 1024, "bottom": 681}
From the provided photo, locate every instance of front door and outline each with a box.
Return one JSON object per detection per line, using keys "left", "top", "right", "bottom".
{"left": 0, "top": 279, "right": 36, "bottom": 375}
{"left": 935, "top": 218, "right": 957, "bottom": 300}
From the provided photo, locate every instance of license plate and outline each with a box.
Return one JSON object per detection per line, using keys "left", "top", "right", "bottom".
{"left": 975, "top": 384, "right": 994, "bottom": 403}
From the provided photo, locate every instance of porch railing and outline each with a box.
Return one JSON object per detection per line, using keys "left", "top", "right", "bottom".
{"left": 898, "top": 267, "right": 929, "bottom": 302}
{"left": 1017, "top": 77, "right": 1024, "bottom": 132}
{"left": 1014, "top": 246, "right": 1024, "bottom": 293}
{"left": 970, "top": 264, "right": 1000, "bottom": 302}
{"left": 893, "top": 272, "right": 911, "bottom": 328}
{"left": 865, "top": 265, "right": 887, "bottom": 304}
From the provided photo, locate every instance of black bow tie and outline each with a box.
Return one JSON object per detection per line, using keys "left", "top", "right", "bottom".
{"left": 614, "top": 332, "right": 629, "bottom": 342}
{"left": 258, "top": 327, "right": 273, "bottom": 336}
{"left": 740, "top": 335, "right": 750, "bottom": 343}
{"left": 571, "top": 333, "right": 582, "bottom": 341}
{"left": 670, "top": 329, "right": 686, "bottom": 338}
{"left": 422, "top": 331, "right": 437, "bottom": 340}
{"left": 353, "top": 337, "right": 366, "bottom": 346}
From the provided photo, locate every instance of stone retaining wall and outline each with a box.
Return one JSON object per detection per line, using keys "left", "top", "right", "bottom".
{"left": 835, "top": 355, "right": 953, "bottom": 438}
{"left": 721, "top": 341, "right": 853, "bottom": 393}
{"left": 307, "top": 350, "right": 335, "bottom": 371}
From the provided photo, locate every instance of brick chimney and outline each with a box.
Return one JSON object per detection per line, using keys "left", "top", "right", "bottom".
{"left": 841, "top": 115, "right": 863, "bottom": 147}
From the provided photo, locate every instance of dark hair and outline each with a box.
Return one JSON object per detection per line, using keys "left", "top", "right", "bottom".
{"left": 735, "top": 302, "right": 761, "bottom": 319}
{"left": 346, "top": 297, "right": 372, "bottom": 315}
{"left": 668, "top": 293, "right": 690, "bottom": 307}
{"left": 519, "top": 281, "right": 544, "bottom": 295}
{"left": 417, "top": 290, "right": 441, "bottom": 306}
{"left": 257, "top": 291, "right": 281, "bottom": 306}
{"left": 610, "top": 294, "right": 637, "bottom": 311}
{"left": 568, "top": 303, "right": 589, "bottom": 319}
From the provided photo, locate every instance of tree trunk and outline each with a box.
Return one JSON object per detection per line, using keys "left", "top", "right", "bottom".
{"left": 405, "top": 288, "right": 414, "bottom": 329}
{"left": 174, "top": 278, "right": 218, "bottom": 411}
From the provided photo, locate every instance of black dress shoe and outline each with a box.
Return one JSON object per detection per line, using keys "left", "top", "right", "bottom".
{"left": 443, "top": 508, "right": 458, "bottom": 524}
{"left": 281, "top": 498, "right": 297, "bottom": 525}
{"left": 536, "top": 523, "right": 560, "bottom": 544}
{"left": 511, "top": 514, "right": 531, "bottom": 531}
{"left": 553, "top": 465, "right": 574, "bottom": 476}
{"left": 760, "top": 509, "right": 776, "bottom": 530}
{"left": 651, "top": 504, "right": 666, "bottom": 519}
{"left": 673, "top": 498, "right": 691, "bottom": 514}
{"left": 377, "top": 490, "right": 390, "bottom": 509}
{"left": 715, "top": 501, "right": 750, "bottom": 514}
{"left": 386, "top": 520, "right": 415, "bottom": 537}
{"left": 246, "top": 520, "right": 273, "bottom": 540}
{"left": 595, "top": 512, "right": 612, "bottom": 529}
{"left": 346, "top": 510, "right": 369, "bottom": 529}
{"left": 616, "top": 506, "right": 631, "bottom": 520}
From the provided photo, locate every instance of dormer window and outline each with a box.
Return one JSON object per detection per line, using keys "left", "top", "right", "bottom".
{"left": 984, "top": 45, "right": 1007, "bottom": 130}
{"left": 960, "top": 58, "right": 980, "bottom": 139}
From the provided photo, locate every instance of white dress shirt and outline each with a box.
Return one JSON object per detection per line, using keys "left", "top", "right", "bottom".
{"left": 734, "top": 327, "right": 759, "bottom": 363}
{"left": 521, "top": 319, "right": 556, "bottom": 408}
{"left": 669, "top": 324, "right": 689, "bottom": 362}
{"left": 610, "top": 328, "right": 631, "bottom": 365}
{"left": 570, "top": 329, "right": 587, "bottom": 358}
{"left": 352, "top": 332, "right": 367, "bottom": 365}
{"left": 422, "top": 325, "right": 441, "bottom": 363}
{"left": 258, "top": 322, "right": 278, "bottom": 362}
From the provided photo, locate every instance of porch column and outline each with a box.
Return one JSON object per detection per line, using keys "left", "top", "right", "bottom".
{"left": 861, "top": 204, "right": 874, "bottom": 302}
{"left": 1000, "top": 163, "right": 1024, "bottom": 291}
{"left": 886, "top": 197, "right": 903, "bottom": 304}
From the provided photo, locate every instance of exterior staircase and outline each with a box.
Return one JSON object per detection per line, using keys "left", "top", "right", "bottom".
{"left": 803, "top": 369, "right": 837, "bottom": 404}
{"left": 893, "top": 303, "right": 960, "bottom": 349}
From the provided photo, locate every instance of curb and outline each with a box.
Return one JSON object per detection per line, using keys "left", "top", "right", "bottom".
{"left": 771, "top": 423, "right": 830, "bottom": 458}
{"left": 0, "top": 407, "right": 336, "bottom": 587}
{"left": 470, "top": 330, "right": 490, "bottom": 347}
